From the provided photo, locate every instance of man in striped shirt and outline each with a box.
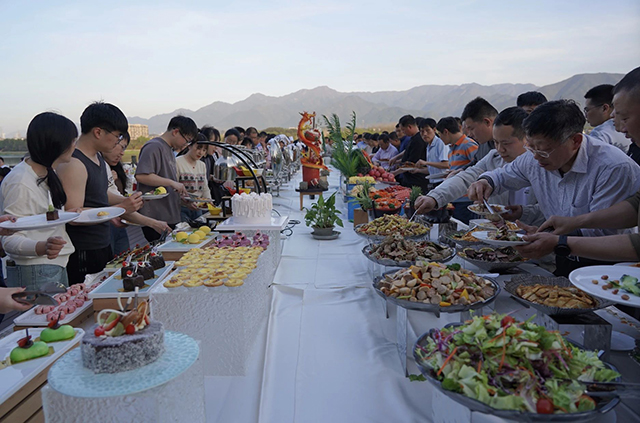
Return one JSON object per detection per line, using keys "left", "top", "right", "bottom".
{"left": 436, "top": 117, "right": 478, "bottom": 223}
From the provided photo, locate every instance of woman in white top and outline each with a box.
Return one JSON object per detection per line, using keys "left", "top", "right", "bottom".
{"left": 0, "top": 112, "right": 76, "bottom": 290}
{"left": 176, "top": 135, "right": 212, "bottom": 222}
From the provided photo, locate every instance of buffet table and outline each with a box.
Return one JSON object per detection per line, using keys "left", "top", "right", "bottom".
{"left": 202, "top": 169, "right": 640, "bottom": 423}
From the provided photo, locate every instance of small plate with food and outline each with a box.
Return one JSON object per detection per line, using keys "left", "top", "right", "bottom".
{"left": 75, "top": 207, "right": 125, "bottom": 224}
{"left": 569, "top": 265, "right": 640, "bottom": 307}
{"left": 142, "top": 187, "right": 170, "bottom": 200}
{"left": 467, "top": 203, "right": 508, "bottom": 216}
{"left": 473, "top": 228, "right": 529, "bottom": 246}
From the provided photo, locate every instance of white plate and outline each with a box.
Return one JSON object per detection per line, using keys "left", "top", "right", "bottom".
{"left": 75, "top": 207, "right": 125, "bottom": 224}
{"left": 467, "top": 204, "right": 508, "bottom": 216}
{"left": 473, "top": 230, "right": 529, "bottom": 246}
{"left": 611, "top": 331, "right": 636, "bottom": 351}
{"left": 0, "top": 328, "right": 83, "bottom": 404}
{"left": 0, "top": 211, "right": 80, "bottom": 231}
{"left": 142, "top": 193, "right": 169, "bottom": 200}
{"left": 569, "top": 265, "right": 640, "bottom": 307}
{"left": 613, "top": 262, "right": 640, "bottom": 267}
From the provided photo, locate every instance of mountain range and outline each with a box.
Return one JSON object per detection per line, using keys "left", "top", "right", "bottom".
{"left": 128, "top": 73, "right": 623, "bottom": 134}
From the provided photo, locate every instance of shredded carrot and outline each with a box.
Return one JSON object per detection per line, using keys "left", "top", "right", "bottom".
{"left": 477, "top": 360, "right": 482, "bottom": 373}
{"left": 437, "top": 346, "right": 459, "bottom": 377}
{"left": 498, "top": 330, "right": 507, "bottom": 371}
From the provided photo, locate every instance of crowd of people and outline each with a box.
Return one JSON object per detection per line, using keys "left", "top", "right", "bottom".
{"left": 0, "top": 103, "right": 283, "bottom": 317}
{"left": 0, "top": 66, "right": 639, "bottom": 316}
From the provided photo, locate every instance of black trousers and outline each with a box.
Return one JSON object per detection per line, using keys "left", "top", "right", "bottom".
{"left": 66, "top": 245, "right": 113, "bottom": 286}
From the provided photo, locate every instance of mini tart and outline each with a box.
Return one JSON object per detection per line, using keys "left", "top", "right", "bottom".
{"left": 231, "top": 272, "right": 250, "bottom": 279}
{"left": 163, "top": 278, "right": 183, "bottom": 288}
{"left": 183, "top": 279, "right": 204, "bottom": 288}
{"left": 204, "top": 279, "right": 224, "bottom": 287}
{"left": 224, "top": 278, "right": 244, "bottom": 287}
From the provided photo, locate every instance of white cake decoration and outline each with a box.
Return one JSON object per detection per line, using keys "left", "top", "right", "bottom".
{"left": 231, "top": 193, "right": 272, "bottom": 223}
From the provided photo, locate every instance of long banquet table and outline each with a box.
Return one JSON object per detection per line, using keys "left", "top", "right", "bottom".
{"left": 199, "top": 168, "right": 640, "bottom": 423}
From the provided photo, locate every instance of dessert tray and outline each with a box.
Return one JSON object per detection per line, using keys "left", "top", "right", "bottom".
{"left": 0, "top": 211, "right": 80, "bottom": 231}
{"left": 157, "top": 232, "right": 218, "bottom": 252}
{"left": 88, "top": 262, "right": 174, "bottom": 299}
{"left": 215, "top": 215, "right": 289, "bottom": 231}
{"left": 48, "top": 331, "right": 198, "bottom": 398}
{"left": 0, "top": 328, "right": 84, "bottom": 404}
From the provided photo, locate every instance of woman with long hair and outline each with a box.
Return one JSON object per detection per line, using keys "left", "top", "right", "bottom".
{"left": 0, "top": 112, "right": 77, "bottom": 289}
{"left": 176, "top": 134, "right": 212, "bottom": 222}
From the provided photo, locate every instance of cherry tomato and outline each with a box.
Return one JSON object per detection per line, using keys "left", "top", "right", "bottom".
{"left": 94, "top": 326, "right": 106, "bottom": 337}
{"left": 501, "top": 315, "right": 516, "bottom": 327}
{"left": 125, "top": 324, "right": 136, "bottom": 335}
{"left": 536, "top": 398, "right": 554, "bottom": 414}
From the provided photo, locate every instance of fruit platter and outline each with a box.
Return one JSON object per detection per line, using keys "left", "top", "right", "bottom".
{"left": 373, "top": 262, "right": 499, "bottom": 314}
{"left": 413, "top": 314, "right": 622, "bottom": 422}
{"left": 157, "top": 225, "right": 218, "bottom": 252}
{"left": 362, "top": 233, "right": 454, "bottom": 267}
{"left": 355, "top": 214, "right": 430, "bottom": 241}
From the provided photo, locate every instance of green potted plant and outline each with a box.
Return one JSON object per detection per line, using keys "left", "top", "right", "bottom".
{"left": 304, "top": 192, "right": 344, "bottom": 237}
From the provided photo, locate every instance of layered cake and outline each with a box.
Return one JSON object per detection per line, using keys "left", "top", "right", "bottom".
{"left": 122, "top": 271, "right": 145, "bottom": 291}
{"left": 231, "top": 192, "right": 272, "bottom": 224}
{"left": 46, "top": 205, "right": 59, "bottom": 221}
{"left": 148, "top": 251, "right": 165, "bottom": 270}
{"left": 136, "top": 261, "right": 155, "bottom": 280}
{"left": 81, "top": 299, "right": 165, "bottom": 373}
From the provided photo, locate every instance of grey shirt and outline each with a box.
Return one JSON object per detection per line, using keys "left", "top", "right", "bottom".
{"left": 481, "top": 134, "right": 640, "bottom": 238}
{"left": 135, "top": 137, "right": 181, "bottom": 224}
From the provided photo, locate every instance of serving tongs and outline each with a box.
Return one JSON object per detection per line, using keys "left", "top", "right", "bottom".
{"left": 578, "top": 380, "right": 640, "bottom": 399}
{"left": 482, "top": 198, "right": 507, "bottom": 230}
{"left": 11, "top": 282, "right": 67, "bottom": 306}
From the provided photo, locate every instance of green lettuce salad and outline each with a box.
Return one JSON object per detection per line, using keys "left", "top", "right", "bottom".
{"left": 414, "top": 314, "right": 619, "bottom": 414}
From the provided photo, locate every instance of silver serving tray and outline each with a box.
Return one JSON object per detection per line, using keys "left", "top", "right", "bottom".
{"left": 362, "top": 244, "right": 455, "bottom": 268}
{"left": 504, "top": 275, "right": 615, "bottom": 317}
{"left": 457, "top": 250, "right": 527, "bottom": 272}
{"left": 414, "top": 324, "right": 621, "bottom": 422}
{"left": 354, "top": 223, "right": 430, "bottom": 242}
{"left": 372, "top": 269, "right": 500, "bottom": 314}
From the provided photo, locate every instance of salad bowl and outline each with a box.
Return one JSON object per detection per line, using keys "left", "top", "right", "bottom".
{"left": 414, "top": 319, "right": 621, "bottom": 422}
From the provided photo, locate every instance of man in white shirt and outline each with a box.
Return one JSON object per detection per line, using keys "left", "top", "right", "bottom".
{"left": 584, "top": 84, "right": 631, "bottom": 153}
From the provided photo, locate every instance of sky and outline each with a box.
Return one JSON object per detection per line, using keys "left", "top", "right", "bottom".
{"left": 0, "top": 0, "right": 639, "bottom": 135}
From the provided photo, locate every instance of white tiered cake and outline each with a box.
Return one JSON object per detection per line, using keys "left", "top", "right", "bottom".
{"left": 231, "top": 192, "right": 272, "bottom": 224}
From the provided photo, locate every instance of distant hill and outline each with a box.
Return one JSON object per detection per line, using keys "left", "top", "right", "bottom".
{"left": 128, "top": 73, "right": 624, "bottom": 134}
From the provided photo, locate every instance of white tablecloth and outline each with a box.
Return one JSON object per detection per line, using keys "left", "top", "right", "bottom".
{"left": 202, "top": 170, "right": 622, "bottom": 423}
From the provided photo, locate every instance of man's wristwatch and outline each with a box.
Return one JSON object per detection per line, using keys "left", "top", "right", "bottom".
{"left": 554, "top": 235, "right": 571, "bottom": 257}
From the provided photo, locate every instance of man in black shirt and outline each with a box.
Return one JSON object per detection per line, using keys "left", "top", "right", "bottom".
{"left": 392, "top": 115, "right": 429, "bottom": 193}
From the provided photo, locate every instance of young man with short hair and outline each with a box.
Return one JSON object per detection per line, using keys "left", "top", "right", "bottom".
{"left": 461, "top": 97, "right": 498, "bottom": 165}
{"left": 468, "top": 99, "right": 640, "bottom": 276}
{"left": 410, "top": 118, "right": 449, "bottom": 184}
{"left": 584, "top": 84, "right": 631, "bottom": 152}
{"left": 517, "top": 91, "right": 548, "bottom": 113}
{"left": 135, "top": 115, "right": 198, "bottom": 242}
{"left": 392, "top": 115, "right": 428, "bottom": 192}
{"left": 58, "top": 102, "right": 145, "bottom": 284}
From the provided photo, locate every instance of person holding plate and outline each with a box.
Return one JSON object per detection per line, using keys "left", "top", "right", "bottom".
{"left": 0, "top": 112, "right": 76, "bottom": 290}
{"left": 176, "top": 134, "right": 212, "bottom": 222}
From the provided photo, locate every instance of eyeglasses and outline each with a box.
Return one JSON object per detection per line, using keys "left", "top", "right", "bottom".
{"left": 180, "top": 132, "right": 194, "bottom": 144}
{"left": 584, "top": 104, "right": 604, "bottom": 114}
{"left": 525, "top": 145, "right": 556, "bottom": 159}
{"left": 102, "top": 128, "right": 125, "bottom": 142}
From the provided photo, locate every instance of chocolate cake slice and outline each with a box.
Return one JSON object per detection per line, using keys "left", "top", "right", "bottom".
{"left": 122, "top": 273, "right": 145, "bottom": 292}
{"left": 136, "top": 262, "right": 155, "bottom": 280}
{"left": 81, "top": 322, "right": 165, "bottom": 373}
{"left": 148, "top": 253, "right": 165, "bottom": 270}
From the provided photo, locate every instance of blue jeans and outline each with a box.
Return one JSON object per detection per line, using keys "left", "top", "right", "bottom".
{"left": 110, "top": 224, "right": 130, "bottom": 256}
{"left": 5, "top": 263, "right": 69, "bottom": 291}
{"left": 181, "top": 207, "right": 203, "bottom": 222}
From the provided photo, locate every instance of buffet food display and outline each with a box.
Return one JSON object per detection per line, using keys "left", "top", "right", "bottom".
{"left": 164, "top": 245, "right": 263, "bottom": 288}
{"left": 355, "top": 214, "right": 429, "bottom": 238}
{"left": 457, "top": 246, "right": 527, "bottom": 272}
{"left": 375, "top": 262, "right": 498, "bottom": 310}
{"left": 362, "top": 233, "right": 453, "bottom": 266}
{"left": 414, "top": 314, "right": 621, "bottom": 418}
